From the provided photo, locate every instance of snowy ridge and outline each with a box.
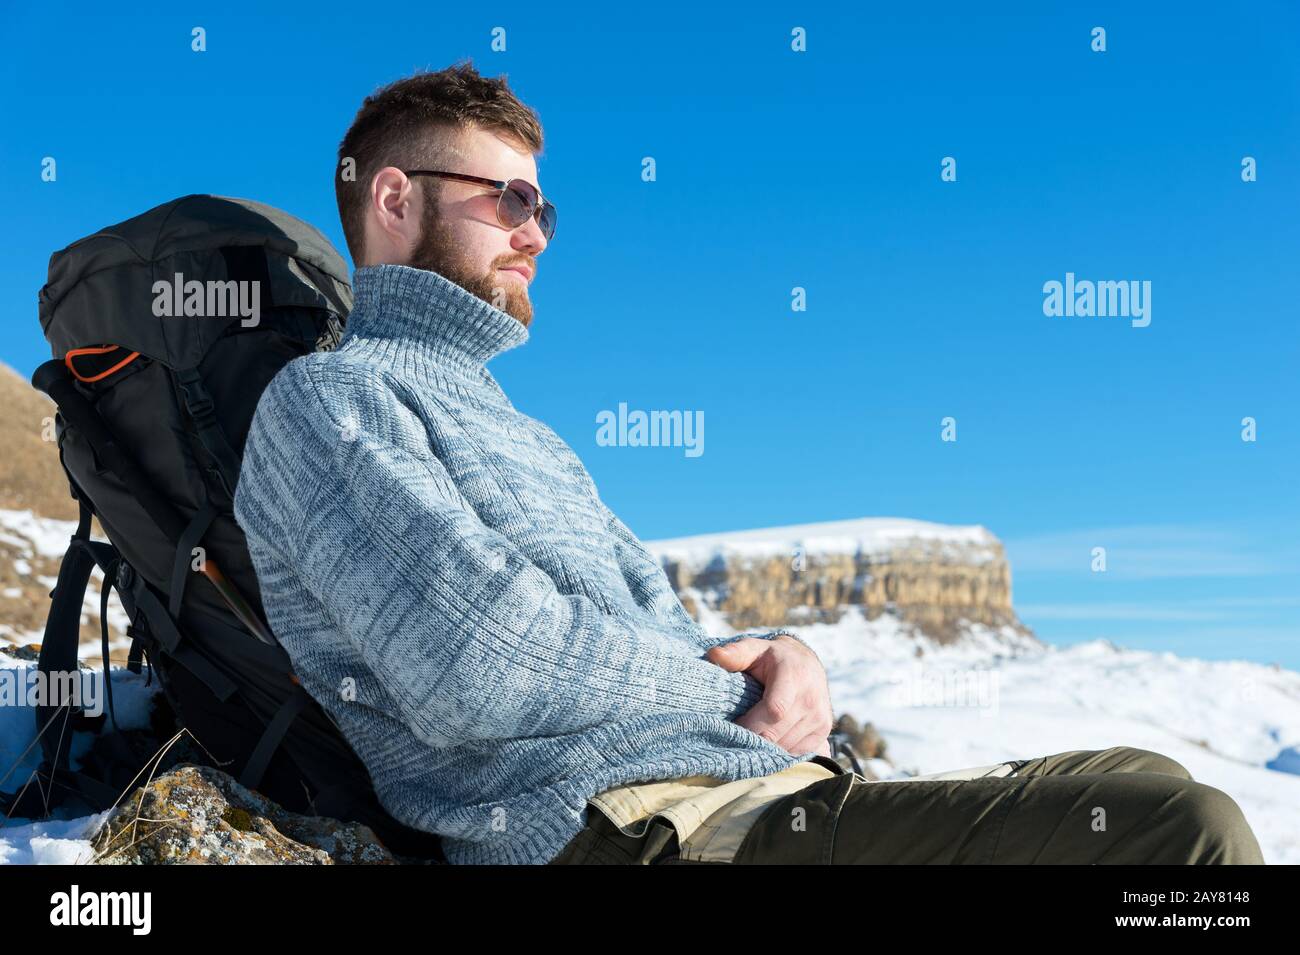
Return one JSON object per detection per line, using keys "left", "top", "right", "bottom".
{"left": 645, "top": 516, "right": 1002, "bottom": 566}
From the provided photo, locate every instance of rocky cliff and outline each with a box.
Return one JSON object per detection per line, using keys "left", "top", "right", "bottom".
{"left": 647, "top": 517, "right": 1038, "bottom": 647}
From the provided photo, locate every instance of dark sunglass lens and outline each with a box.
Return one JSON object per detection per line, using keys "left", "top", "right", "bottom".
{"left": 539, "top": 203, "right": 556, "bottom": 240}
{"left": 499, "top": 181, "right": 535, "bottom": 228}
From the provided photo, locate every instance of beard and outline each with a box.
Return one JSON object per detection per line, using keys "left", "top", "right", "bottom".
{"left": 407, "top": 201, "right": 533, "bottom": 329}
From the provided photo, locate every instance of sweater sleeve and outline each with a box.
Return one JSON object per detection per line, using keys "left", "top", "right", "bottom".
{"left": 251, "top": 372, "right": 766, "bottom": 750}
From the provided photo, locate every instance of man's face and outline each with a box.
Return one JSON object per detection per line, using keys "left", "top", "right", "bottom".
{"left": 407, "top": 126, "right": 547, "bottom": 328}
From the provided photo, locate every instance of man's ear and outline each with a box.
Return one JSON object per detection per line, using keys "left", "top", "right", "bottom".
{"left": 367, "top": 166, "right": 420, "bottom": 262}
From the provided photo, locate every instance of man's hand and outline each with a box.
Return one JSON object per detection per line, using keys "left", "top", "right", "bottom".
{"left": 706, "top": 635, "right": 833, "bottom": 759}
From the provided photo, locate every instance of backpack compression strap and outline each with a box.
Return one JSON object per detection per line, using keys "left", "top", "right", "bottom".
{"left": 170, "top": 244, "right": 279, "bottom": 507}
{"left": 173, "top": 367, "right": 242, "bottom": 508}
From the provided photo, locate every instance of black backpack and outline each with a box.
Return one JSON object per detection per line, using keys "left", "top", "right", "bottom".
{"left": 0, "top": 194, "right": 446, "bottom": 862}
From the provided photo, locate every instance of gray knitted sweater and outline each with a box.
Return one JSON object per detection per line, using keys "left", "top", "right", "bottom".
{"left": 232, "top": 263, "right": 812, "bottom": 864}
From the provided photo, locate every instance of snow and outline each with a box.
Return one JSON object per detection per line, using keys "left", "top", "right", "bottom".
{"left": 0, "top": 508, "right": 82, "bottom": 560}
{"left": 0, "top": 508, "right": 131, "bottom": 654}
{"left": 0, "top": 650, "right": 161, "bottom": 866}
{"left": 793, "top": 607, "right": 1300, "bottom": 864}
{"left": 0, "top": 811, "right": 109, "bottom": 865}
{"left": 646, "top": 516, "right": 1002, "bottom": 566}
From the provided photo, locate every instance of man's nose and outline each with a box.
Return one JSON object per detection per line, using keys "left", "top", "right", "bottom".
{"left": 514, "top": 215, "right": 548, "bottom": 254}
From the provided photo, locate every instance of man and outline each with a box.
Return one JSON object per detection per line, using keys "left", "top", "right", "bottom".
{"left": 233, "top": 62, "right": 1265, "bottom": 865}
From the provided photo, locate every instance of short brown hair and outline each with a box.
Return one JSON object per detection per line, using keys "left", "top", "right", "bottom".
{"left": 334, "top": 60, "right": 545, "bottom": 264}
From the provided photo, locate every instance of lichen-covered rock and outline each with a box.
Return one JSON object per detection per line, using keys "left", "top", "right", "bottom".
{"left": 90, "top": 764, "right": 399, "bottom": 865}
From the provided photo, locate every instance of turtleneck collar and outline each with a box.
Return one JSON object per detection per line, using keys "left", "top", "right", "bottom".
{"left": 337, "top": 263, "right": 529, "bottom": 382}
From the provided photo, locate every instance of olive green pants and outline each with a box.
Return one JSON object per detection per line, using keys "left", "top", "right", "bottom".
{"left": 549, "top": 746, "right": 1265, "bottom": 865}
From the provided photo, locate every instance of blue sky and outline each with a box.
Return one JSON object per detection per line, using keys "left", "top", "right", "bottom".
{"left": 2, "top": 2, "right": 1296, "bottom": 667}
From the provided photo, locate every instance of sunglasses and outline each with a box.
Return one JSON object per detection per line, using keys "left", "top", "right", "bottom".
{"left": 403, "top": 169, "right": 557, "bottom": 241}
